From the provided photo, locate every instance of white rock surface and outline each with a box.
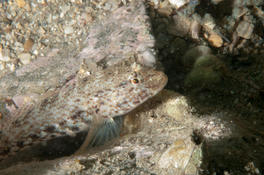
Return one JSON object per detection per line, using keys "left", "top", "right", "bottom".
{"left": 169, "top": 0, "right": 189, "bottom": 9}
{"left": 18, "top": 53, "right": 31, "bottom": 65}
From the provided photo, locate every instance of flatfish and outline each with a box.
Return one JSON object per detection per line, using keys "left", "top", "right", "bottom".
{"left": 0, "top": 60, "right": 167, "bottom": 163}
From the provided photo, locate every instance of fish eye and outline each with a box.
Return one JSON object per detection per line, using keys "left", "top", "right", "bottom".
{"left": 131, "top": 78, "right": 139, "bottom": 84}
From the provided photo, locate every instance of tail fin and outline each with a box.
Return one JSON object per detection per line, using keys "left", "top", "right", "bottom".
{"left": 75, "top": 116, "right": 123, "bottom": 154}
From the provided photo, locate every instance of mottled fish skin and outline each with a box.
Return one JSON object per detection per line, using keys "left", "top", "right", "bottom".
{"left": 0, "top": 61, "right": 167, "bottom": 160}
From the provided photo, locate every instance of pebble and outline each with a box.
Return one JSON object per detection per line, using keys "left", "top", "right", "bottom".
{"left": 254, "top": 6, "right": 264, "bottom": 20}
{"left": 157, "top": 7, "right": 173, "bottom": 17}
{"left": 203, "top": 13, "right": 216, "bottom": 30}
{"left": 152, "top": 0, "right": 159, "bottom": 6}
{"left": 0, "top": 52, "right": 10, "bottom": 62}
{"left": 211, "top": 0, "right": 224, "bottom": 5}
{"left": 182, "top": 46, "right": 212, "bottom": 69}
{"left": 15, "top": 0, "right": 26, "bottom": 8}
{"left": 184, "top": 54, "right": 225, "bottom": 91}
{"left": 232, "top": 7, "right": 248, "bottom": 19}
{"left": 236, "top": 20, "right": 254, "bottom": 39}
{"left": 168, "top": 0, "right": 189, "bottom": 9}
{"left": 158, "top": 138, "right": 195, "bottom": 170}
{"left": 168, "top": 15, "right": 191, "bottom": 37}
{"left": 208, "top": 33, "right": 223, "bottom": 47}
{"left": 0, "top": 63, "right": 5, "bottom": 71}
{"left": 18, "top": 53, "right": 31, "bottom": 65}
{"left": 6, "top": 63, "right": 15, "bottom": 72}
{"left": 64, "top": 26, "right": 74, "bottom": 35}
{"left": 23, "top": 39, "right": 34, "bottom": 52}
{"left": 190, "top": 20, "right": 201, "bottom": 39}
{"left": 139, "top": 50, "right": 157, "bottom": 67}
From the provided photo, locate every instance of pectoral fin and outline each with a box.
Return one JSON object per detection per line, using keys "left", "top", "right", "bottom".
{"left": 75, "top": 116, "right": 123, "bottom": 155}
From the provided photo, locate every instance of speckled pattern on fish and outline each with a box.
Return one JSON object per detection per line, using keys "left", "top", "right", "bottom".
{"left": 0, "top": 60, "right": 167, "bottom": 161}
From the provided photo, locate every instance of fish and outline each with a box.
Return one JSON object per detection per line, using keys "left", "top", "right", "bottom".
{"left": 0, "top": 60, "right": 167, "bottom": 164}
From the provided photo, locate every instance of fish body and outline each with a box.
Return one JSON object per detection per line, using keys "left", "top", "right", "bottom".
{"left": 0, "top": 61, "right": 167, "bottom": 161}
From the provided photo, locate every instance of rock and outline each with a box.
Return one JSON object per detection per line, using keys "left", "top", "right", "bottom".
{"left": 193, "top": 54, "right": 218, "bottom": 68}
{"left": 232, "top": 7, "right": 248, "bottom": 19}
{"left": 182, "top": 46, "right": 212, "bottom": 69}
{"left": 211, "top": 0, "right": 225, "bottom": 4}
{"left": 159, "top": 138, "right": 195, "bottom": 171}
{"left": 0, "top": 62, "right": 5, "bottom": 71}
{"left": 184, "top": 55, "right": 225, "bottom": 90}
{"left": 190, "top": 20, "right": 201, "bottom": 40}
{"left": 15, "top": 0, "right": 26, "bottom": 8}
{"left": 6, "top": 63, "right": 15, "bottom": 72}
{"left": 167, "top": 15, "right": 191, "bottom": 37}
{"left": 162, "top": 92, "right": 188, "bottom": 121}
{"left": 18, "top": 53, "right": 31, "bottom": 65}
{"left": 203, "top": 13, "right": 216, "bottom": 30}
{"left": 23, "top": 39, "right": 34, "bottom": 52}
{"left": 168, "top": 0, "right": 189, "bottom": 9}
{"left": 157, "top": 7, "right": 173, "bottom": 17}
{"left": 139, "top": 50, "right": 156, "bottom": 67}
{"left": 208, "top": 33, "right": 223, "bottom": 48}
{"left": 0, "top": 52, "right": 10, "bottom": 62}
{"left": 236, "top": 20, "right": 254, "bottom": 39}
{"left": 64, "top": 26, "right": 74, "bottom": 35}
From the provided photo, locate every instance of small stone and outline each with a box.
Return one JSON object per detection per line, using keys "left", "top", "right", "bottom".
{"left": 4, "top": 25, "right": 12, "bottom": 33}
{"left": 139, "top": 50, "right": 156, "bottom": 67}
{"left": 208, "top": 33, "right": 223, "bottom": 47}
{"left": 0, "top": 49, "right": 11, "bottom": 62}
{"left": 159, "top": 0, "right": 169, "bottom": 8}
{"left": 168, "top": 0, "right": 189, "bottom": 9}
{"left": 163, "top": 93, "right": 188, "bottom": 121}
{"left": 0, "top": 62, "right": 5, "bottom": 70}
{"left": 190, "top": 20, "right": 201, "bottom": 39}
{"left": 254, "top": 6, "right": 264, "bottom": 20}
{"left": 32, "top": 49, "right": 39, "bottom": 55}
{"left": 24, "top": 39, "right": 34, "bottom": 52}
{"left": 182, "top": 46, "right": 212, "bottom": 69}
{"left": 0, "top": 55, "right": 10, "bottom": 62}
{"left": 168, "top": 15, "right": 191, "bottom": 37}
{"left": 24, "top": 3, "right": 31, "bottom": 11}
{"left": 7, "top": 63, "right": 16, "bottom": 72}
{"left": 37, "top": 0, "right": 47, "bottom": 5}
{"left": 236, "top": 21, "right": 254, "bottom": 39}
{"left": 158, "top": 138, "right": 195, "bottom": 170}
{"left": 232, "top": 7, "right": 248, "bottom": 19}
{"left": 18, "top": 53, "right": 31, "bottom": 65}
{"left": 64, "top": 26, "right": 74, "bottom": 35}
{"left": 79, "top": 12, "right": 94, "bottom": 25}
{"left": 184, "top": 55, "right": 225, "bottom": 91}
{"left": 15, "top": 0, "right": 26, "bottom": 8}
{"left": 203, "top": 13, "right": 216, "bottom": 30}
{"left": 39, "top": 27, "right": 46, "bottom": 35}
{"left": 157, "top": 7, "right": 173, "bottom": 17}
{"left": 211, "top": 0, "right": 224, "bottom": 4}
{"left": 152, "top": 0, "right": 159, "bottom": 6}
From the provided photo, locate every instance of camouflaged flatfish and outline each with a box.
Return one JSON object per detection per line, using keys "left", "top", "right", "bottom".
{"left": 0, "top": 61, "right": 167, "bottom": 161}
